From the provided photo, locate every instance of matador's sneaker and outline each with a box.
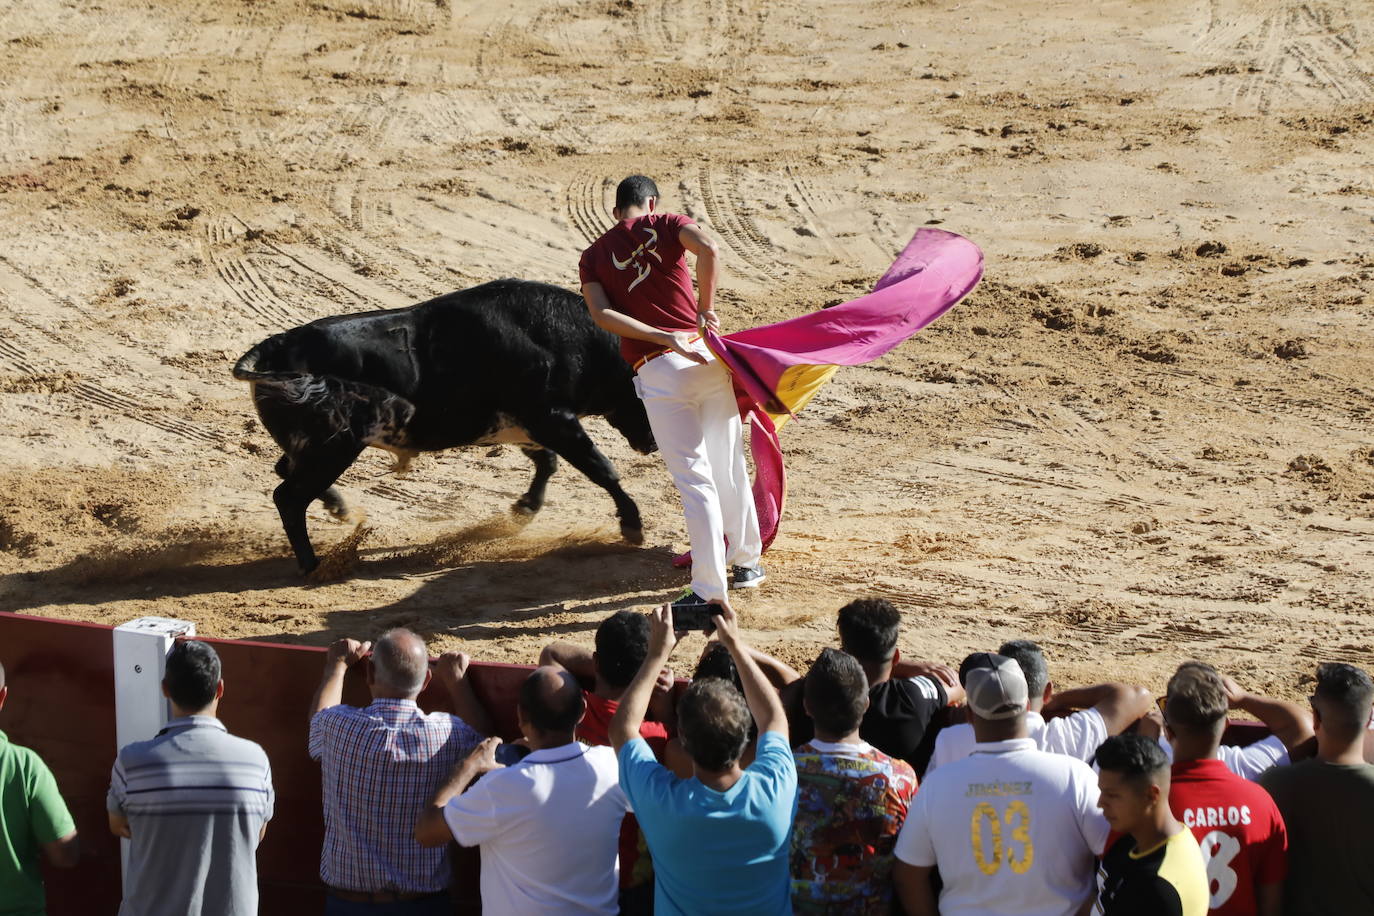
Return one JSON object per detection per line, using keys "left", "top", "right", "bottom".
{"left": 730, "top": 565, "right": 766, "bottom": 589}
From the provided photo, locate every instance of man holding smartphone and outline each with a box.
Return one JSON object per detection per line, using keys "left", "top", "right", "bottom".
{"left": 580, "top": 175, "right": 764, "bottom": 608}
{"left": 609, "top": 603, "right": 797, "bottom": 914}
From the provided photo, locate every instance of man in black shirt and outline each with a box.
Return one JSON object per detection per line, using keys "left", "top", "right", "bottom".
{"left": 785, "top": 598, "right": 962, "bottom": 774}
{"left": 1095, "top": 735, "right": 1208, "bottom": 916}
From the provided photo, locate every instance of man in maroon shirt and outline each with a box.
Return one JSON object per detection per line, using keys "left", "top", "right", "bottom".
{"left": 1164, "top": 661, "right": 1288, "bottom": 916}
{"left": 579, "top": 175, "right": 763, "bottom": 605}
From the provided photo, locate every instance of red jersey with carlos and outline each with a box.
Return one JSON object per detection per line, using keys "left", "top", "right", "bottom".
{"left": 1169, "top": 758, "right": 1288, "bottom": 915}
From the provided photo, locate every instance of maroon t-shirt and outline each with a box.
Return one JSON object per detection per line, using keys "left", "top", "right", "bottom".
{"left": 578, "top": 212, "right": 699, "bottom": 366}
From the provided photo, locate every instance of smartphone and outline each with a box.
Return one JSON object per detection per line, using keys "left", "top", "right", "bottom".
{"left": 673, "top": 604, "right": 717, "bottom": 633}
{"left": 495, "top": 743, "right": 532, "bottom": 766}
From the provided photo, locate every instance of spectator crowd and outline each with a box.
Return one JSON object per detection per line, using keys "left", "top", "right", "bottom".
{"left": 3, "top": 597, "right": 1374, "bottom": 915}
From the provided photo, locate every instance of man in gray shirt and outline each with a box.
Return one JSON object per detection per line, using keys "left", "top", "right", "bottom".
{"left": 108, "top": 640, "right": 274, "bottom": 916}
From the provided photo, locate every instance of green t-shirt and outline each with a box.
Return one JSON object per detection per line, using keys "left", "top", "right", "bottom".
{"left": 1259, "top": 758, "right": 1374, "bottom": 916}
{"left": 0, "top": 730, "right": 76, "bottom": 916}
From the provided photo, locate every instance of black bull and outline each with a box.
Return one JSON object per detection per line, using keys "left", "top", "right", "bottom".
{"left": 232, "top": 279, "right": 657, "bottom": 573}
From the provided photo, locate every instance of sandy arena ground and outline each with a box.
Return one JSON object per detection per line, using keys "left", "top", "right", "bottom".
{"left": 1, "top": 0, "right": 1372, "bottom": 699}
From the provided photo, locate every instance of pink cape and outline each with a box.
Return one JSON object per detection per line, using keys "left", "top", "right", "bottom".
{"left": 672, "top": 228, "right": 984, "bottom": 567}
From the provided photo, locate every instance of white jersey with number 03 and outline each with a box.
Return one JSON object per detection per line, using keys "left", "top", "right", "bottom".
{"left": 894, "top": 737, "right": 1110, "bottom": 916}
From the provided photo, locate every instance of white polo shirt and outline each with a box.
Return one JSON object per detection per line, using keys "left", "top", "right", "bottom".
{"left": 895, "top": 737, "right": 1109, "bottom": 916}
{"left": 443, "top": 742, "right": 629, "bottom": 916}
{"left": 926, "top": 709, "right": 1107, "bottom": 774}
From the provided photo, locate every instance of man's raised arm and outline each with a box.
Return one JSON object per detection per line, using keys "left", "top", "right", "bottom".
{"left": 609, "top": 606, "right": 681, "bottom": 750}
{"left": 1222, "top": 674, "right": 1314, "bottom": 751}
{"left": 1043, "top": 682, "right": 1154, "bottom": 735}
{"left": 713, "top": 605, "right": 786, "bottom": 739}
{"left": 309, "top": 638, "right": 371, "bottom": 723}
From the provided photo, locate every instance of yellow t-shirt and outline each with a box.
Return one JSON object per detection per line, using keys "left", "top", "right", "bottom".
{"left": 1096, "top": 826, "right": 1209, "bottom": 916}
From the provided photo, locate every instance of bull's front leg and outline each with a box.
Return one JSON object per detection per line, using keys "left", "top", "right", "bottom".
{"left": 521, "top": 409, "right": 644, "bottom": 545}
{"left": 514, "top": 446, "right": 558, "bottom": 515}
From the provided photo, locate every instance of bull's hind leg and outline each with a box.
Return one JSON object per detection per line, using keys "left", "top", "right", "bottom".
{"left": 273, "top": 443, "right": 365, "bottom": 573}
{"left": 513, "top": 447, "right": 558, "bottom": 515}
{"left": 522, "top": 410, "right": 643, "bottom": 544}
{"left": 275, "top": 454, "right": 350, "bottom": 520}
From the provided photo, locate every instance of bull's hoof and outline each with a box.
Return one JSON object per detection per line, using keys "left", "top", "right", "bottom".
{"left": 512, "top": 496, "right": 541, "bottom": 517}
{"left": 620, "top": 522, "right": 645, "bottom": 546}
{"left": 299, "top": 558, "right": 320, "bottom": 576}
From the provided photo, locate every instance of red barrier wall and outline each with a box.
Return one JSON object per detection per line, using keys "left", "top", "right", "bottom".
{"left": 0, "top": 611, "right": 533, "bottom": 915}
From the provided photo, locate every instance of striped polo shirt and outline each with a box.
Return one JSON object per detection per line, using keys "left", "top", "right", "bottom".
{"left": 108, "top": 716, "right": 274, "bottom": 916}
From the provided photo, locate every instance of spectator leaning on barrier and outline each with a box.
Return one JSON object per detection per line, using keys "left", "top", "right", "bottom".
{"left": 540, "top": 610, "right": 674, "bottom": 753}
{"left": 893, "top": 652, "right": 1108, "bottom": 916}
{"left": 1158, "top": 669, "right": 1314, "bottom": 782}
{"left": 927, "top": 638, "right": 1153, "bottom": 773}
{"left": 790, "top": 648, "right": 917, "bottom": 915}
{"left": 108, "top": 640, "right": 274, "bottom": 916}
{"left": 309, "top": 630, "right": 490, "bottom": 915}
{"left": 0, "top": 660, "right": 79, "bottom": 916}
{"left": 1163, "top": 662, "right": 1287, "bottom": 916}
{"left": 1095, "top": 734, "right": 1209, "bottom": 916}
{"left": 416, "top": 666, "right": 630, "bottom": 916}
{"left": 1260, "top": 663, "right": 1374, "bottom": 916}
{"left": 611, "top": 603, "right": 798, "bottom": 916}
{"left": 786, "top": 598, "right": 964, "bottom": 775}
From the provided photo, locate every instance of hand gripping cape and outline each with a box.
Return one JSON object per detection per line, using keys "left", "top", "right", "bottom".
{"left": 672, "top": 228, "right": 984, "bottom": 567}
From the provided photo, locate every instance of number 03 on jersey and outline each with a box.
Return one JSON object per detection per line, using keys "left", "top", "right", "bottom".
{"left": 971, "top": 800, "right": 1035, "bottom": 876}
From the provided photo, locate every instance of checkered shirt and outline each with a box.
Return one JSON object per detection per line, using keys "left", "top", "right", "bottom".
{"left": 308, "top": 698, "right": 483, "bottom": 893}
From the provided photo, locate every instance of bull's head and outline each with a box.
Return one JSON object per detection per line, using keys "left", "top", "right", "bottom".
{"left": 606, "top": 391, "right": 656, "bottom": 455}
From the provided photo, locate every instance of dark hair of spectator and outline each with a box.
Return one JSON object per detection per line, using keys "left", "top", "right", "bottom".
{"left": 999, "top": 639, "right": 1049, "bottom": 699}
{"left": 595, "top": 611, "right": 651, "bottom": 689}
{"left": 615, "top": 175, "right": 659, "bottom": 213}
{"left": 836, "top": 598, "right": 901, "bottom": 664}
{"left": 1314, "top": 662, "right": 1374, "bottom": 740}
{"left": 1096, "top": 734, "right": 1171, "bottom": 791}
{"left": 519, "top": 670, "right": 586, "bottom": 734}
{"left": 164, "top": 640, "right": 221, "bottom": 710}
{"left": 678, "top": 678, "right": 751, "bottom": 771}
{"left": 804, "top": 648, "right": 869, "bottom": 736}
{"left": 694, "top": 641, "right": 742, "bottom": 692}
{"left": 1165, "top": 661, "right": 1228, "bottom": 734}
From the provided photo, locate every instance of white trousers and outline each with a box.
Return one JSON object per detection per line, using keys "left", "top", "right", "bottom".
{"left": 635, "top": 342, "right": 762, "bottom": 602}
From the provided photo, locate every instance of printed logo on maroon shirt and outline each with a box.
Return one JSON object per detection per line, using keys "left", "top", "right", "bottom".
{"left": 579, "top": 212, "right": 700, "bottom": 366}
{"left": 1168, "top": 759, "right": 1288, "bottom": 915}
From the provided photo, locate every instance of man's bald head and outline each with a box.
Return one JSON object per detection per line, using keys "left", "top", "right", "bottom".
{"left": 519, "top": 666, "right": 586, "bottom": 736}
{"left": 371, "top": 629, "right": 429, "bottom": 696}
